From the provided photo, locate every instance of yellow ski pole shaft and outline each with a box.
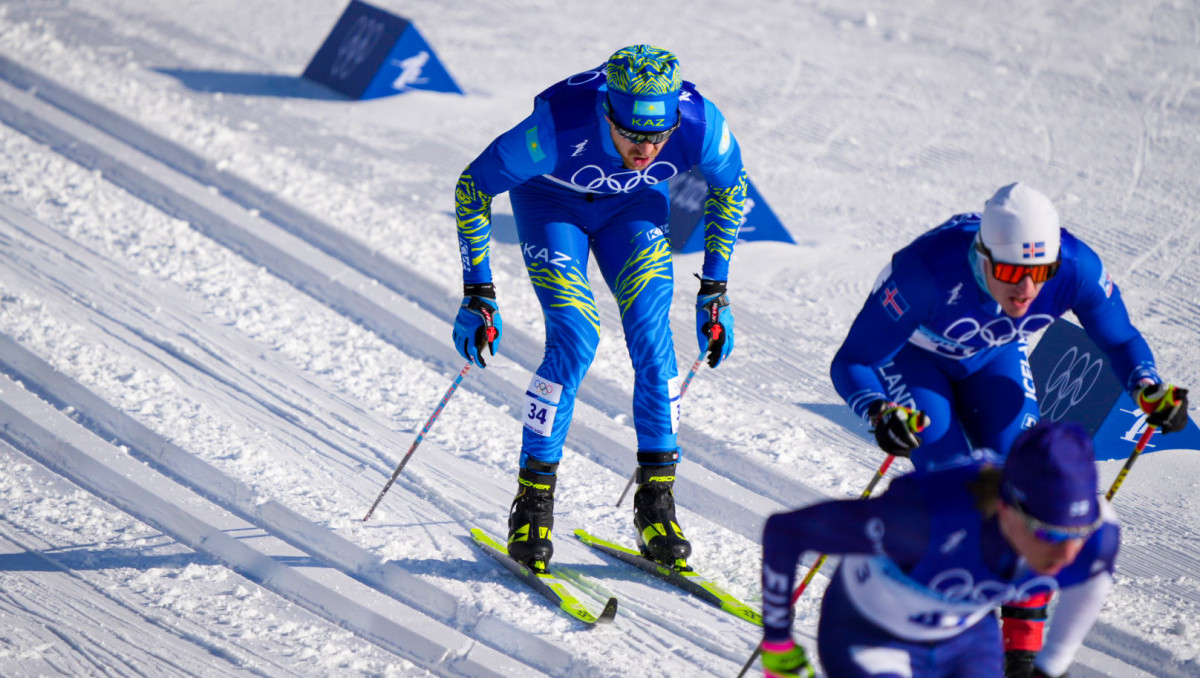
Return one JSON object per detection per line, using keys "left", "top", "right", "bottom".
{"left": 1106, "top": 424, "right": 1156, "bottom": 502}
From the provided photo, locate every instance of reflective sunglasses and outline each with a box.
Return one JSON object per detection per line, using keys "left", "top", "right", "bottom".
{"left": 1010, "top": 499, "right": 1102, "bottom": 543}
{"left": 609, "top": 112, "right": 681, "bottom": 145}
{"left": 976, "top": 240, "right": 1060, "bottom": 284}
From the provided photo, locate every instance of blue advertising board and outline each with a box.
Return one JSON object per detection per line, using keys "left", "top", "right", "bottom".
{"left": 303, "top": 1, "right": 462, "bottom": 99}
{"left": 666, "top": 168, "right": 794, "bottom": 253}
{"left": 1030, "top": 318, "right": 1200, "bottom": 460}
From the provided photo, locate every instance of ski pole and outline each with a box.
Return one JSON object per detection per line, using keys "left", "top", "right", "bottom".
{"left": 615, "top": 348, "right": 708, "bottom": 508}
{"left": 735, "top": 454, "right": 896, "bottom": 678}
{"left": 679, "top": 348, "right": 707, "bottom": 399}
{"left": 363, "top": 361, "right": 474, "bottom": 521}
{"left": 791, "top": 455, "right": 895, "bottom": 600}
{"left": 1106, "top": 424, "right": 1156, "bottom": 501}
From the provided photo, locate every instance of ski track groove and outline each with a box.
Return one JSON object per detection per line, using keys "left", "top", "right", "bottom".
{"left": 0, "top": 127, "right": 747, "bottom": 675}
{"left": 0, "top": 20, "right": 1196, "bottom": 678}
{"left": 0, "top": 365, "right": 546, "bottom": 678}
{"left": 0, "top": 50, "right": 809, "bottom": 531}
{"left": 0, "top": 477, "right": 297, "bottom": 678}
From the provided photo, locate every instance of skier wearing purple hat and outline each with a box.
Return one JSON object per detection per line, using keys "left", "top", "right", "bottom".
{"left": 829, "top": 182, "right": 1188, "bottom": 672}
{"left": 451, "top": 45, "right": 748, "bottom": 571}
{"left": 759, "top": 421, "right": 1118, "bottom": 678}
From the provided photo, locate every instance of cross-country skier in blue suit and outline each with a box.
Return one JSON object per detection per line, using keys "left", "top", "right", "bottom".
{"left": 829, "top": 183, "right": 1188, "bottom": 675}
{"left": 759, "top": 421, "right": 1119, "bottom": 678}
{"left": 451, "top": 45, "right": 748, "bottom": 571}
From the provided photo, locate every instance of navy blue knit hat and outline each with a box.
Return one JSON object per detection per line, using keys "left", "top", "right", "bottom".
{"left": 1001, "top": 420, "right": 1099, "bottom": 529}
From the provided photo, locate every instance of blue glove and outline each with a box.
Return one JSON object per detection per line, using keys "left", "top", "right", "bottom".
{"left": 761, "top": 639, "right": 814, "bottom": 678}
{"left": 696, "top": 278, "right": 734, "bottom": 368}
{"left": 452, "top": 283, "right": 502, "bottom": 367}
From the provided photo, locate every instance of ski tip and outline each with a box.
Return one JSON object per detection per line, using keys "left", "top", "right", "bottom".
{"left": 469, "top": 527, "right": 491, "bottom": 547}
{"left": 597, "top": 596, "right": 619, "bottom": 624}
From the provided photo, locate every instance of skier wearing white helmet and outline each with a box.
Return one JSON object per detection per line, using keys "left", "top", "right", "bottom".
{"left": 974, "top": 183, "right": 1062, "bottom": 317}
{"left": 828, "top": 182, "right": 1188, "bottom": 677}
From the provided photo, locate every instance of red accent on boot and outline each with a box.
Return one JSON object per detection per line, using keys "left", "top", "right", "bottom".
{"left": 1003, "top": 618, "right": 1045, "bottom": 651}
{"left": 1002, "top": 590, "right": 1054, "bottom": 651}
{"left": 1018, "top": 590, "right": 1054, "bottom": 608}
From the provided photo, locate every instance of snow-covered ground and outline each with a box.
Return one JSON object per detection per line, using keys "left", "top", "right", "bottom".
{"left": 0, "top": 0, "right": 1198, "bottom": 675}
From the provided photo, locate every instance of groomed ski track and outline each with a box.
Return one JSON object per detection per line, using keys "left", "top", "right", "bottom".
{"left": 0, "top": 57, "right": 768, "bottom": 677}
{"left": 0, "top": 8, "right": 1196, "bottom": 677}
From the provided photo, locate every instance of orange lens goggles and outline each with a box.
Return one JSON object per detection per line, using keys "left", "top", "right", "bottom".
{"left": 977, "top": 242, "right": 1060, "bottom": 284}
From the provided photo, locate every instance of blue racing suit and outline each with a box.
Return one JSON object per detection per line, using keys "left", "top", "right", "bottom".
{"left": 455, "top": 66, "right": 747, "bottom": 466}
{"left": 830, "top": 214, "right": 1159, "bottom": 470}
{"left": 762, "top": 461, "right": 1120, "bottom": 677}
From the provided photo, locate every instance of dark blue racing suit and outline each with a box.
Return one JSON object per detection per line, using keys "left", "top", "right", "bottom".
{"left": 830, "top": 214, "right": 1159, "bottom": 470}
{"left": 762, "top": 460, "right": 1120, "bottom": 677}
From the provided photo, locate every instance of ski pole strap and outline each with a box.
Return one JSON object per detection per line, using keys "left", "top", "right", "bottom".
{"left": 707, "top": 303, "right": 724, "bottom": 343}
{"left": 463, "top": 282, "right": 496, "bottom": 298}
{"left": 478, "top": 304, "right": 498, "bottom": 343}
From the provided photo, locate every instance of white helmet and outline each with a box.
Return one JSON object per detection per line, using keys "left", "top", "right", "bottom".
{"left": 978, "top": 183, "right": 1061, "bottom": 264}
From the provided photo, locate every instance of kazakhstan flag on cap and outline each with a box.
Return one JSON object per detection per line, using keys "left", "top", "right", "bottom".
{"left": 633, "top": 100, "right": 666, "bottom": 116}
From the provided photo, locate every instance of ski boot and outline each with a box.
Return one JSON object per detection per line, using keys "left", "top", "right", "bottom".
{"left": 507, "top": 460, "right": 557, "bottom": 572}
{"left": 1002, "top": 590, "right": 1051, "bottom": 677}
{"left": 632, "top": 452, "right": 691, "bottom": 568}
{"left": 1002, "top": 650, "right": 1036, "bottom": 678}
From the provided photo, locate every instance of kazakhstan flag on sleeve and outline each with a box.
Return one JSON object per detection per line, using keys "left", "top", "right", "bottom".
{"left": 525, "top": 127, "right": 545, "bottom": 162}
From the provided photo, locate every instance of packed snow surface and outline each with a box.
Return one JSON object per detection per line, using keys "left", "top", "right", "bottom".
{"left": 0, "top": 1, "right": 1198, "bottom": 676}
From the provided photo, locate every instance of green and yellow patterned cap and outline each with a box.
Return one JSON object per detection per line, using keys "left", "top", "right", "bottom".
{"left": 604, "top": 45, "right": 682, "bottom": 132}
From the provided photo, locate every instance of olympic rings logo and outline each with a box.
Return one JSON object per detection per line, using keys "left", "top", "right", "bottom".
{"left": 1040, "top": 347, "right": 1103, "bottom": 421}
{"left": 566, "top": 70, "right": 604, "bottom": 86}
{"left": 926, "top": 568, "right": 1059, "bottom": 605}
{"left": 569, "top": 162, "right": 680, "bottom": 193}
{"left": 330, "top": 16, "right": 385, "bottom": 80}
{"left": 941, "top": 314, "right": 1055, "bottom": 348}
{"left": 532, "top": 379, "right": 555, "bottom": 396}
